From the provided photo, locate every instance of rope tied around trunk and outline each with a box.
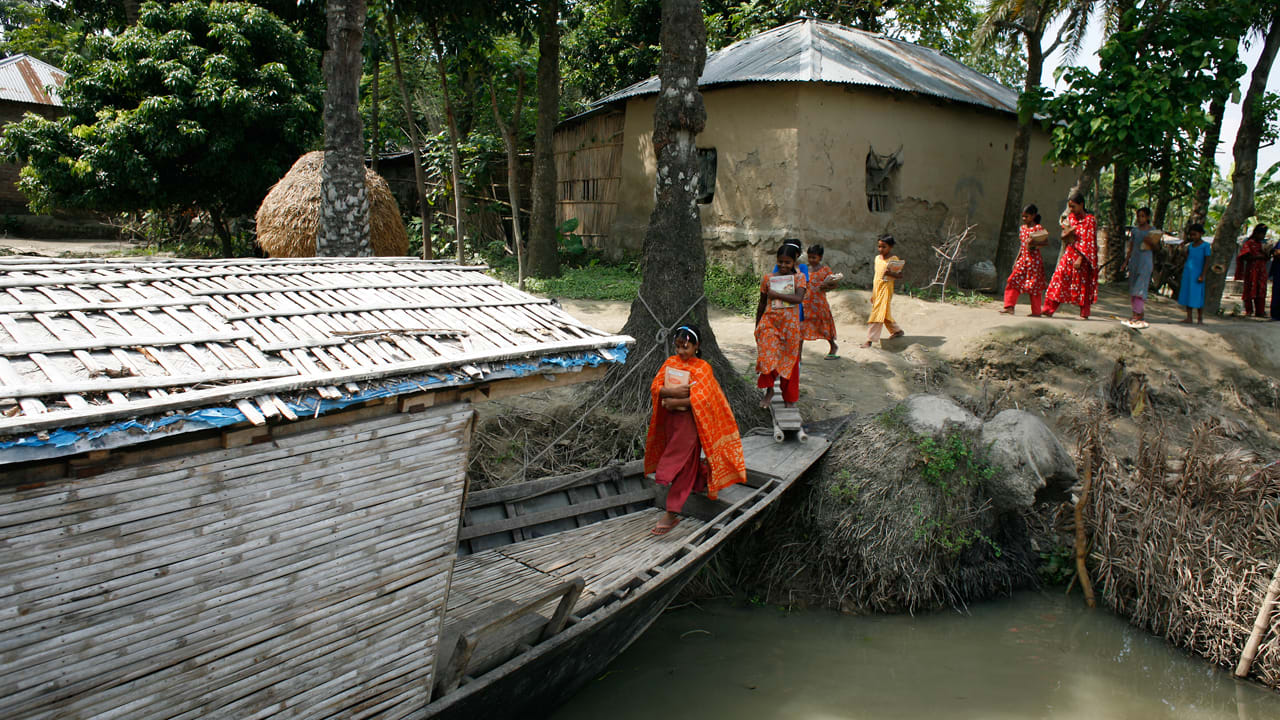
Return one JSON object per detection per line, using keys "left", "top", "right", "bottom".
{"left": 497, "top": 292, "right": 706, "bottom": 498}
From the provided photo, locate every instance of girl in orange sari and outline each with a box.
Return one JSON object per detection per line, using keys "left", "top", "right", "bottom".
{"left": 756, "top": 244, "right": 807, "bottom": 408}
{"left": 644, "top": 325, "right": 746, "bottom": 535}
{"left": 803, "top": 244, "right": 839, "bottom": 358}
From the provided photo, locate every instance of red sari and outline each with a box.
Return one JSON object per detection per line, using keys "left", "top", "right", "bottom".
{"left": 1045, "top": 212, "right": 1098, "bottom": 316}
{"left": 644, "top": 355, "right": 746, "bottom": 501}
{"left": 1237, "top": 238, "right": 1268, "bottom": 317}
{"left": 1007, "top": 225, "right": 1047, "bottom": 295}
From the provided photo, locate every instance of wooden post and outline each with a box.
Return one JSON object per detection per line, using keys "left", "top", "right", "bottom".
{"left": 1074, "top": 449, "right": 1096, "bottom": 608}
{"left": 1236, "top": 562, "right": 1280, "bottom": 678}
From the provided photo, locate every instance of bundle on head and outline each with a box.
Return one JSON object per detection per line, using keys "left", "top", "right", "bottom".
{"left": 254, "top": 151, "right": 410, "bottom": 257}
{"left": 1086, "top": 419, "right": 1280, "bottom": 687}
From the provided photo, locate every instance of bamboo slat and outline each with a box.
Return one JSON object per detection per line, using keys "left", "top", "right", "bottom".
{"left": 0, "top": 404, "right": 471, "bottom": 720}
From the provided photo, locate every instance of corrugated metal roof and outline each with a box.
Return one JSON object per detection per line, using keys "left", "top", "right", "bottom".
{"left": 591, "top": 19, "right": 1019, "bottom": 115}
{"left": 0, "top": 54, "right": 65, "bottom": 106}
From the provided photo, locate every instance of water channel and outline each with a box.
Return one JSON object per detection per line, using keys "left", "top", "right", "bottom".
{"left": 553, "top": 591, "right": 1280, "bottom": 719}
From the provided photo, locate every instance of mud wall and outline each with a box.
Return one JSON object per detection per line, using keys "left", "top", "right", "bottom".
{"left": 604, "top": 82, "right": 1074, "bottom": 287}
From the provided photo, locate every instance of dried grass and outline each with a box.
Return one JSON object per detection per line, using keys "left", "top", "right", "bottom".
{"left": 255, "top": 151, "right": 409, "bottom": 257}
{"left": 1083, "top": 412, "right": 1280, "bottom": 687}
{"left": 708, "top": 415, "right": 1037, "bottom": 613}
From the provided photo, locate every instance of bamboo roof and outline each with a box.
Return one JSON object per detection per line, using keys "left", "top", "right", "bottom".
{"left": 0, "top": 257, "right": 630, "bottom": 460}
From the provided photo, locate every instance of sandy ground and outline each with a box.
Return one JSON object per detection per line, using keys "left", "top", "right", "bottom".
{"left": 560, "top": 283, "right": 1280, "bottom": 453}
{"left": 0, "top": 236, "right": 139, "bottom": 257}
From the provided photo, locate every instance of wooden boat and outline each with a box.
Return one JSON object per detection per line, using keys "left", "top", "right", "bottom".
{"left": 423, "top": 431, "right": 830, "bottom": 719}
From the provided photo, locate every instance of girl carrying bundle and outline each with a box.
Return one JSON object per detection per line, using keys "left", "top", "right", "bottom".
{"left": 756, "top": 243, "right": 808, "bottom": 408}
{"left": 644, "top": 325, "right": 746, "bottom": 536}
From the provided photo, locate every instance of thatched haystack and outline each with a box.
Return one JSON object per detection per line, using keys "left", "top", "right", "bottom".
{"left": 704, "top": 412, "right": 1037, "bottom": 613}
{"left": 255, "top": 151, "right": 409, "bottom": 257}
{"left": 1085, "top": 419, "right": 1280, "bottom": 687}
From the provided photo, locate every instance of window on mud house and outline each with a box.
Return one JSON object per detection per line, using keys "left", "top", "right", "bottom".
{"left": 866, "top": 147, "right": 903, "bottom": 213}
{"left": 697, "top": 148, "right": 717, "bottom": 204}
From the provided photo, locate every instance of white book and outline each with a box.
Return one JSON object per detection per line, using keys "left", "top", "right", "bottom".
{"left": 664, "top": 367, "right": 690, "bottom": 387}
{"left": 769, "top": 274, "right": 796, "bottom": 309}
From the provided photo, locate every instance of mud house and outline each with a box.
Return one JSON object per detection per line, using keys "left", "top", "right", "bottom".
{"left": 554, "top": 19, "right": 1074, "bottom": 285}
{"left": 0, "top": 54, "right": 66, "bottom": 214}
{"left": 0, "top": 257, "right": 630, "bottom": 719}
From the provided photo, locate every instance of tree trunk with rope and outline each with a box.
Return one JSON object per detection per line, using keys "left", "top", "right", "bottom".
{"left": 605, "top": 0, "right": 761, "bottom": 424}
{"left": 318, "top": 0, "right": 371, "bottom": 258}
{"left": 526, "top": 0, "right": 561, "bottom": 279}
{"left": 1186, "top": 97, "right": 1225, "bottom": 233}
{"left": 1103, "top": 164, "right": 1131, "bottom": 282}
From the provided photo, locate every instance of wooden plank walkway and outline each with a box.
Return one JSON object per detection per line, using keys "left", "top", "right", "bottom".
{"left": 445, "top": 431, "right": 828, "bottom": 630}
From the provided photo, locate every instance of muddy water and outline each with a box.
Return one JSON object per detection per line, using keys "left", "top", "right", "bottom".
{"left": 553, "top": 591, "right": 1280, "bottom": 720}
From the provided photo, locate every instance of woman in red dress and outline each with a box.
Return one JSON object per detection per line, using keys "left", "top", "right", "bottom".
{"left": 1000, "top": 204, "right": 1047, "bottom": 316}
{"left": 1237, "top": 224, "right": 1270, "bottom": 318}
{"left": 1043, "top": 193, "right": 1099, "bottom": 319}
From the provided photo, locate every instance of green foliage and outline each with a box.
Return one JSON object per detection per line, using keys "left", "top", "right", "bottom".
{"left": 827, "top": 468, "right": 860, "bottom": 503}
{"left": 915, "top": 432, "right": 998, "bottom": 495}
{"left": 1038, "top": 544, "right": 1075, "bottom": 586}
{"left": 912, "top": 506, "right": 1003, "bottom": 557}
{"left": 876, "top": 403, "right": 909, "bottom": 429}
{"left": 703, "top": 264, "right": 759, "bottom": 316}
{"left": 1, "top": 1, "right": 321, "bottom": 249}
{"left": 899, "top": 282, "right": 992, "bottom": 307}
{"left": 1038, "top": 1, "right": 1251, "bottom": 171}
{"left": 1255, "top": 162, "right": 1280, "bottom": 229}
{"left": 909, "top": 429, "right": 1003, "bottom": 557}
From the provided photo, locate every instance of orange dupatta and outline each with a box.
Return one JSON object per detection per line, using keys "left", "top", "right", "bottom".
{"left": 643, "top": 355, "right": 746, "bottom": 500}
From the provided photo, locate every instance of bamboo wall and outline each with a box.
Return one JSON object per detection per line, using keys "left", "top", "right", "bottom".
{"left": 554, "top": 111, "right": 624, "bottom": 247}
{"left": 0, "top": 402, "right": 474, "bottom": 719}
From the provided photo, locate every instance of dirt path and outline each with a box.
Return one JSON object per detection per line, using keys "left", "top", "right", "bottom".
{"left": 0, "top": 237, "right": 139, "bottom": 257}
{"left": 561, "top": 284, "right": 1280, "bottom": 452}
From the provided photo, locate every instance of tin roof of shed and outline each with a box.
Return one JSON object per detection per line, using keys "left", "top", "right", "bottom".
{"left": 590, "top": 18, "right": 1019, "bottom": 115}
{"left": 0, "top": 54, "right": 66, "bottom": 106}
{"left": 0, "top": 257, "right": 630, "bottom": 459}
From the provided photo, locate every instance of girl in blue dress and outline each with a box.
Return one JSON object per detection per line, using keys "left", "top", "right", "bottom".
{"left": 1177, "top": 223, "right": 1211, "bottom": 325}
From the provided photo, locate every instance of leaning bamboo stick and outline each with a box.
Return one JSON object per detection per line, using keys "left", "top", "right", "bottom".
{"left": 1236, "top": 561, "right": 1280, "bottom": 677}
{"left": 1075, "top": 449, "right": 1097, "bottom": 608}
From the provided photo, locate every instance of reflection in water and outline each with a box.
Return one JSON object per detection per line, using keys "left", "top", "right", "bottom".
{"left": 553, "top": 592, "right": 1279, "bottom": 720}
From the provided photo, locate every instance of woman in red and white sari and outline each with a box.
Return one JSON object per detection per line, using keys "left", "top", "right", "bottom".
{"left": 1043, "top": 193, "right": 1099, "bottom": 319}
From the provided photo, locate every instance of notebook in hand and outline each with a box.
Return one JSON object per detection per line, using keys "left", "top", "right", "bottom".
{"left": 769, "top": 274, "right": 796, "bottom": 309}
{"left": 664, "top": 366, "right": 690, "bottom": 387}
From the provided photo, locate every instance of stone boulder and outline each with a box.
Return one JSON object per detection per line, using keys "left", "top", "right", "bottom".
{"left": 967, "top": 259, "right": 998, "bottom": 290}
{"left": 902, "top": 394, "right": 982, "bottom": 435}
{"left": 980, "top": 409, "right": 1078, "bottom": 512}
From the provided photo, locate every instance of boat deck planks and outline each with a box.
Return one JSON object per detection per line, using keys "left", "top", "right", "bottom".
{"left": 448, "top": 510, "right": 704, "bottom": 624}
{"left": 441, "top": 431, "right": 827, "bottom": 645}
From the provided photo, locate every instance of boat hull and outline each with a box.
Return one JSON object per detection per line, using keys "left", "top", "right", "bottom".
{"left": 422, "top": 550, "right": 711, "bottom": 720}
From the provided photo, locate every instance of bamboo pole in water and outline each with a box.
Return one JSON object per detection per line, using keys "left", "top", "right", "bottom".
{"left": 1235, "top": 562, "right": 1280, "bottom": 678}
{"left": 1075, "top": 449, "right": 1097, "bottom": 608}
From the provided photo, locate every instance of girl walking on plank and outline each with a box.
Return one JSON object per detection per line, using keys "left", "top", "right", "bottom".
{"left": 803, "top": 244, "right": 840, "bottom": 358}
{"left": 1043, "top": 193, "right": 1099, "bottom": 319}
{"left": 644, "top": 325, "right": 746, "bottom": 536}
{"left": 1000, "top": 204, "right": 1047, "bottom": 316}
{"left": 862, "top": 235, "right": 904, "bottom": 348}
{"left": 756, "top": 243, "right": 807, "bottom": 408}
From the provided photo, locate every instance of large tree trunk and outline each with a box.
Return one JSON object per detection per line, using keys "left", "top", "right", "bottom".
{"left": 428, "top": 23, "right": 468, "bottom": 263}
{"left": 369, "top": 47, "right": 380, "bottom": 175}
{"left": 386, "top": 15, "right": 431, "bottom": 259}
{"left": 1103, "top": 164, "right": 1131, "bottom": 282}
{"left": 607, "top": 0, "right": 759, "bottom": 423}
{"left": 122, "top": 0, "right": 141, "bottom": 26}
{"left": 1187, "top": 96, "right": 1225, "bottom": 232}
{"left": 1204, "top": 15, "right": 1280, "bottom": 315}
{"left": 1152, "top": 137, "right": 1173, "bottom": 228}
{"left": 492, "top": 72, "right": 527, "bottom": 290}
{"left": 526, "top": 0, "right": 561, "bottom": 278}
{"left": 994, "top": 24, "right": 1045, "bottom": 286}
{"left": 318, "top": 0, "right": 371, "bottom": 257}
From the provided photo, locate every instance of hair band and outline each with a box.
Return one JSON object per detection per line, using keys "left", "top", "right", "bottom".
{"left": 675, "top": 325, "right": 698, "bottom": 343}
